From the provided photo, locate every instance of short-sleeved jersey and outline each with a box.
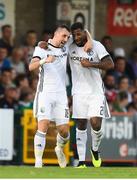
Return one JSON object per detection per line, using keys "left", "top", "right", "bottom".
{"left": 69, "top": 40, "right": 109, "bottom": 95}
{"left": 33, "top": 38, "right": 73, "bottom": 93}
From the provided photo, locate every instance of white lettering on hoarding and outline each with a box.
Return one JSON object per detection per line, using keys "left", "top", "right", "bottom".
{"left": 102, "top": 117, "right": 133, "bottom": 140}
{"left": 113, "top": 7, "right": 137, "bottom": 27}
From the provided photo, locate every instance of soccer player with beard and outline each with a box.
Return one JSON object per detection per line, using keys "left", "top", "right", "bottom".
{"left": 69, "top": 22, "right": 114, "bottom": 168}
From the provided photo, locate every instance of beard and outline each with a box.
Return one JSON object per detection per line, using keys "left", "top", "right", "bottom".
{"left": 105, "top": 84, "right": 115, "bottom": 90}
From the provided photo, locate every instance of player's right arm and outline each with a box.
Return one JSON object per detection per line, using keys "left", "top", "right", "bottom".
{"left": 29, "top": 46, "right": 55, "bottom": 71}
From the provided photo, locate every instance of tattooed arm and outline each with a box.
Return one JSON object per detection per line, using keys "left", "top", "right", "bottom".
{"left": 81, "top": 55, "right": 114, "bottom": 70}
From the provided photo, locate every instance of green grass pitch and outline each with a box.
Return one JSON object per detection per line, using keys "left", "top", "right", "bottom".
{"left": 0, "top": 166, "right": 137, "bottom": 178}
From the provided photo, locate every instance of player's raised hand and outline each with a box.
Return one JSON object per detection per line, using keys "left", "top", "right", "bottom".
{"left": 84, "top": 29, "right": 92, "bottom": 52}
{"left": 83, "top": 41, "right": 92, "bottom": 52}
{"left": 38, "top": 41, "right": 48, "bottom": 49}
{"left": 81, "top": 58, "right": 92, "bottom": 67}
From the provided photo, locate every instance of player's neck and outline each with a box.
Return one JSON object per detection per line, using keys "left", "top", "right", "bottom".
{"left": 76, "top": 40, "right": 87, "bottom": 47}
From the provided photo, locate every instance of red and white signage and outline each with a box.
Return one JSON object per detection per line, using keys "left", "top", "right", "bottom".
{"left": 107, "top": 0, "right": 137, "bottom": 35}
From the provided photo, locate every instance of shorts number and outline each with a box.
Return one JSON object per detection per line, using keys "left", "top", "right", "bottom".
{"left": 100, "top": 106, "right": 104, "bottom": 115}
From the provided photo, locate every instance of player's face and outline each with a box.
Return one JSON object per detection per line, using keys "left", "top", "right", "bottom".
{"left": 72, "top": 28, "right": 85, "bottom": 46}
{"left": 56, "top": 28, "right": 70, "bottom": 47}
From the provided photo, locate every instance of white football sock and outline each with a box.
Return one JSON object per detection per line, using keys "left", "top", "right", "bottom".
{"left": 91, "top": 128, "right": 103, "bottom": 151}
{"left": 76, "top": 128, "right": 87, "bottom": 161}
{"left": 56, "top": 133, "right": 70, "bottom": 148}
{"left": 34, "top": 130, "right": 46, "bottom": 162}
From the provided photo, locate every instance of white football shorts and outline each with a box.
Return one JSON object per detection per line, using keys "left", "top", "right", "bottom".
{"left": 72, "top": 94, "right": 111, "bottom": 119}
{"left": 33, "top": 91, "right": 69, "bottom": 126}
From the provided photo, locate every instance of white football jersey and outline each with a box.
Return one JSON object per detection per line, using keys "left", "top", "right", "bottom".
{"left": 69, "top": 40, "right": 109, "bottom": 95}
{"left": 33, "top": 38, "right": 72, "bottom": 93}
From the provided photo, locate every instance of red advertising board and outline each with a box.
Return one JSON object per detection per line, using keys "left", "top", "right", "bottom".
{"left": 107, "top": 0, "right": 137, "bottom": 35}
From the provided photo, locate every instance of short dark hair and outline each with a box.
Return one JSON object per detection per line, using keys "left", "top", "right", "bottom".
{"left": 71, "top": 22, "right": 84, "bottom": 32}
{"left": 118, "top": 75, "right": 128, "bottom": 85}
{"left": 53, "top": 24, "right": 70, "bottom": 33}
{"left": 15, "top": 74, "right": 28, "bottom": 86}
{"left": 101, "top": 35, "right": 112, "bottom": 42}
{"left": 1, "top": 24, "right": 11, "bottom": 32}
{"left": 26, "top": 30, "right": 37, "bottom": 35}
{"left": 114, "top": 56, "right": 126, "bottom": 63}
{"left": 1, "top": 68, "right": 12, "bottom": 74}
{"left": 118, "top": 91, "right": 128, "bottom": 101}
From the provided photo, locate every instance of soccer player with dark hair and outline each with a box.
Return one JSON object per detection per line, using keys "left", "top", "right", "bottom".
{"left": 69, "top": 22, "right": 114, "bottom": 168}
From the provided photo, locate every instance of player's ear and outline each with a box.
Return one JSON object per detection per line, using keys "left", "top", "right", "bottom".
{"left": 38, "top": 41, "right": 48, "bottom": 49}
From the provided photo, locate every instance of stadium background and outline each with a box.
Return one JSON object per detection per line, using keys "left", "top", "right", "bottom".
{"left": 0, "top": 0, "right": 137, "bottom": 169}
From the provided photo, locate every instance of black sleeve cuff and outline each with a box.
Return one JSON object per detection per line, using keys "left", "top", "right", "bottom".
{"left": 101, "top": 55, "right": 110, "bottom": 61}
{"left": 32, "top": 56, "right": 41, "bottom": 60}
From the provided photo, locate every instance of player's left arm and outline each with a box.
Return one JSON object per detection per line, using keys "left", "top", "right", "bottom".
{"left": 81, "top": 55, "right": 114, "bottom": 70}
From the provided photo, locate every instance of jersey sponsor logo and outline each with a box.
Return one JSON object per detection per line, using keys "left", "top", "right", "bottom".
{"left": 54, "top": 53, "right": 67, "bottom": 59}
{"left": 71, "top": 56, "right": 90, "bottom": 62}
{"left": 47, "top": 53, "right": 67, "bottom": 59}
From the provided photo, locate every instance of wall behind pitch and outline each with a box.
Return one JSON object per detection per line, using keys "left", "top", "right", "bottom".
{"left": 16, "top": 0, "right": 45, "bottom": 41}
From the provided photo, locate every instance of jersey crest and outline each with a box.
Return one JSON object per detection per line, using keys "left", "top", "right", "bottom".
{"left": 61, "top": 46, "right": 66, "bottom": 52}
{"left": 87, "top": 50, "right": 94, "bottom": 56}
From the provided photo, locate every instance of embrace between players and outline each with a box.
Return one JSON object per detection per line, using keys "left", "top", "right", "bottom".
{"left": 29, "top": 22, "right": 114, "bottom": 168}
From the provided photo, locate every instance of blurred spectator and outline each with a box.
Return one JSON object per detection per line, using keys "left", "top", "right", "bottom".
{"left": 18, "top": 87, "right": 33, "bottom": 115}
{"left": 11, "top": 68, "right": 18, "bottom": 82}
{"left": 130, "top": 78, "right": 137, "bottom": 93}
{"left": 0, "top": 47, "right": 11, "bottom": 72}
{"left": 118, "top": 76, "right": 132, "bottom": 103}
{"left": 101, "top": 35, "right": 114, "bottom": 59}
{"left": 29, "top": 75, "right": 38, "bottom": 97}
{"left": 104, "top": 73, "right": 117, "bottom": 103}
{"left": 127, "top": 91, "right": 137, "bottom": 114}
{"left": 0, "top": 87, "right": 19, "bottom": 110}
{"left": 42, "top": 29, "right": 53, "bottom": 42}
{"left": 0, "top": 68, "right": 15, "bottom": 97}
{"left": 128, "top": 47, "right": 137, "bottom": 78}
{"left": 108, "top": 56, "right": 134, "bottom": 83}
{"left": 0, "top": 25, "right": 13, "bottom": 56}
{"left": 112, "top": 91, "right": 128, "bottom": 112}
{"left": 22, "top": 30, "right": 38, "bottom": 66}
{"left": 114, "top": 47, "right": 125, "bottom": 58}
{"left": 15, "top": 74, "right": 29, "bottom": 92}
{"left": 10, "top": 47, "right": 26, "bottom": 74}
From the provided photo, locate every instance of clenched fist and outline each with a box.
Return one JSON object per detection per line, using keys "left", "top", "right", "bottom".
{"left": 81, "top": 59, "right": 92, "bottom": 67}
{"left": 46, "top": 55, "right": 55, "bottom": 63}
